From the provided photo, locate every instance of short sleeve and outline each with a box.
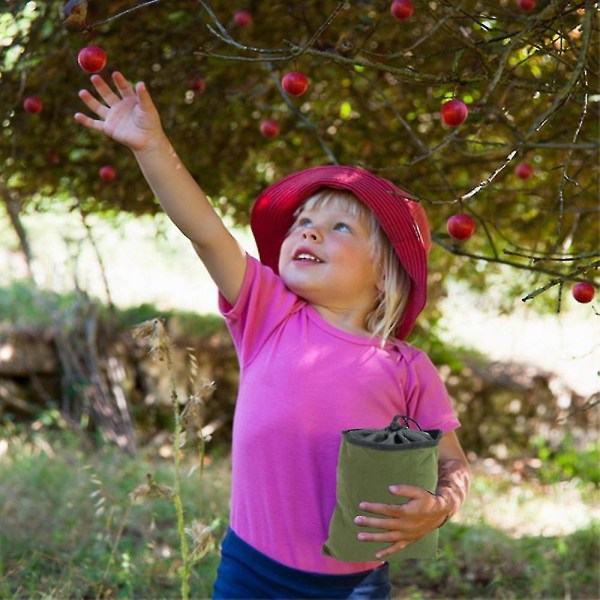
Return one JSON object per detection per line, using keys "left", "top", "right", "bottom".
{"left": 218, "top": 255, "right": 301, "bottom": 366}
{"left": 402, "top": 348, "right": 460, "bottom": 433}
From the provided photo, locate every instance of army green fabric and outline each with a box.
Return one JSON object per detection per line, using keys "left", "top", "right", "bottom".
{"left": 322, "top": 416, "right": 442, "bottom": 562}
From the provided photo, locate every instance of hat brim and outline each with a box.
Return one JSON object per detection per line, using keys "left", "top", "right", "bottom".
{"left": 250, "top": 165, "right": 430, "bottom": 340}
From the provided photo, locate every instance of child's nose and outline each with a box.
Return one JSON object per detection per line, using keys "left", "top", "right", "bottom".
{"left": 302, "top": 229, "right": 321, "bottom": 242}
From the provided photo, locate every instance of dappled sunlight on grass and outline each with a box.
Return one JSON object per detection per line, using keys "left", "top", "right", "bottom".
{"left": 462, "top": 458, "right": 599, "bottom": 538}
{"left": 0, "top": 429, "right": 598, "bottom": 599}
{"left": 439, "top": 281, "right": 599, "bottom": 398}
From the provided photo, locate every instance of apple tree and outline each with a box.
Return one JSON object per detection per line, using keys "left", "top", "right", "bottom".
{"left": 1, "top": 0, "right": 598, "bottom": 307}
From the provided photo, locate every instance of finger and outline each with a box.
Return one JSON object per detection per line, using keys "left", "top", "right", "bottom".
{"left": 388, "top": 484, "right": 426, "bottom": 499}
{"left": 74, "top": 111, "right": 105, "bottom": 132}
{"left": 354, "top": 515, "right": 400, "bottom": 531}
{"left": 90, "top": 74, "right": 121, "bottom": 106}
{"left": 111, "top": 71, "right": 135, "bottom": 98}
{"left": 359, "top": 501, "right": 405, "bottom": 517}
{"left": 134, "top": 81, "right": 156, "bottom": 112}
{"left": 77, "top": 89, "right": 109, "bottom": 118}
{"left": 374, "top": 540, "right": 408, "bottom": 560}
{"left": 357, "top": 530, "right": 401, "bottom": 544}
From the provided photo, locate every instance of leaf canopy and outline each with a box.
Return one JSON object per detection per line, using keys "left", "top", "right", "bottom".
{"left": 1, "top": 0, "right": 598, "bottom": 303}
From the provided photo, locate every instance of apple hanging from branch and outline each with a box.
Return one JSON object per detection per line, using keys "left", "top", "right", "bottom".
{"left": 78, "top": 45, "right": 107, "bottom": 73}
{"left": 517, "top": 0, "right": 536, "bottom": 11}
{"left": 282, "top": 71, "right": 309, "bottom": 96}
{"left": 233, "top": 10, "right": 252, "bottom": 27}
{"left": 189, "top": 77, "right": 206, "bottom": 94}
{"left": 23, "top": 96, "right": 43, "bottom": 114}
{"left": 390, "top": 0, "right": 414, "bottom": 21}
{"left": 441, "top": 99, "right": 469, "bottom": 127}
{"left": 260, "top": 120, "right": 281, "bottom": 139}
{"left": 99, "top": 165, "right": 117, "bottom": 182}
{"left": 515, "top": 162, "right": 534, "bottom": 180}
{"left": 571, "top": 282, "right": 595, "bottom": 304}
{"left": 447, "top": 213, "right": 475, "bottom": 241}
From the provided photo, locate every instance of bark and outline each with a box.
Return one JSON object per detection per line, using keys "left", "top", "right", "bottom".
{"left": 1, "top": 191, "right": 34, "bottom": 281}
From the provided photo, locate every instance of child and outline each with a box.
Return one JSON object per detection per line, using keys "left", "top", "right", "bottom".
{"left": 75, "top": 72, "right": 470, "bottom": 599}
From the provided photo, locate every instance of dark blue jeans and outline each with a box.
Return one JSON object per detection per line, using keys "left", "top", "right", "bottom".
{"left": 212, "top": 527, "right": 391, "bottom": 599}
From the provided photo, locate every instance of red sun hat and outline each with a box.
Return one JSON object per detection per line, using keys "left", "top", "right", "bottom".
{"left": 250, "top": 165, "right": 431, "bottom": 340}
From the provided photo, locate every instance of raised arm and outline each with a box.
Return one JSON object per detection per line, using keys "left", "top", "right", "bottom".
{"left": 74, "top": 71, "right": 246, "bottom": 305}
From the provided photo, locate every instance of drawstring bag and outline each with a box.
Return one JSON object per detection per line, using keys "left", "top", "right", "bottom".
{"left": 322, "top": 415, "right": 443, "bottom": 562}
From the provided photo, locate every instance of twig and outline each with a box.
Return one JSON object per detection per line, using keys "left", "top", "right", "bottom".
{"left": 520, "top": 260, "right": 599, "bottom": 302}
{"left": 557, "top": 393, "right": 600, "bottom": 424}
{"left": 435, "top": 238, "right": 599, "bottom": 282}
{"left": 89, "top": 0, "right": 162, "bottom": 30}
{"left": 458, "top": 150, "right": 518, "bottom": 202}
{"left": 199, "top": 0, "right": 346, "bottom": 61}
{"left": 504, "top": 250, "right": 600, "bottom": 263}
{"left": 77, "top": 204, "right": 115, "bottom": 312}
{"left": 553, "top": 82, "right": 590, "bottom": 250}
{"left": 526, "top": 0, "right": 593, "bottom": 137}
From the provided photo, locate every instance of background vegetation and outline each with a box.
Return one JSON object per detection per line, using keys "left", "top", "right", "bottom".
{"left": 0, "top": 1, "right": 598, "bottom": 598}
{"left": 0, "top": 425, "right": 598, "bottom": 599}
{"left": 1, "top": 0, "right": 598, "bottom": 303}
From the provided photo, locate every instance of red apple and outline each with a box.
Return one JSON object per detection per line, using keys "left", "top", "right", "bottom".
{"left": 77, "top": 45, "right": 107, "bottom": 73}
{"left": 447, "top": 214, "right": 475, "bottom": 241}
{"left": 390, "top": 0, "right": 414, "bottom": 20}
{"left": 47, "top": 151, "right": 61, "bottom": 165}
{"left": 260, "top": 119, "right": 280, "bottom": 139}
{"left": 571, "top": 282, "right": 595, "bottom": 304}
{"left": 515, "top": 162, "right": 534, "bottom": 180}
{"left": 282, "top": 71, "right": 309, "bottom": 96}
{"left": 99, "top": 165, "right": 117, "bottom": 182}
{"left": 233, "top": 10, "right": 252, "bottom": 27}
{"left": 189, "top": 77, "right": 206, "bottom": 94}
{"left": 517, "top": 0, "right": 536, "bottom": 11}
{"left": 23, "top": 96, "right": 43, "bottom": 114}
{"left": 441, "top": 99, "right": 469, "bottom": 127}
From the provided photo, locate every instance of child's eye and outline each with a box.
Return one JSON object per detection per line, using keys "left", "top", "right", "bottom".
{"left": 334, "top": 222, "right": 351, "bottom": 233}
{"left": 297, "top": 217, "right": 313, "bottom": 228}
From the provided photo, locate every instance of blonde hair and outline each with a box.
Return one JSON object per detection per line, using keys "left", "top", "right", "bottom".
{"left": 300, "top": 189, "right": 411, "bottom": 344}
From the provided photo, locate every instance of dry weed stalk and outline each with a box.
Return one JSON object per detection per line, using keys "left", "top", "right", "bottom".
{"left": 185, "top": 519, "right": 216, "bottom": 562}
{"left": 131, "top": 318, "right": 215, "bottom": 600}
{"left": 181, "top": 349, "right": 215, "bottom": 476}
{"left": 130, "top": 472, "right": 174, "bottom": 504}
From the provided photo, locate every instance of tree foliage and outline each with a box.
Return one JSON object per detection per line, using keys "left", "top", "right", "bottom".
{"left": 1, "top": 0, "right": 598, "bottom": 304}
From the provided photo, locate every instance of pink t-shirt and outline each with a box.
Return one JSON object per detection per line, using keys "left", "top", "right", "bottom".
{"left": 219, "top": 256, "right": 460, "bottom": 575}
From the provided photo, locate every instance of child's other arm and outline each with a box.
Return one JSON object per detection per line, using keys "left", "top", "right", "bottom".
{"left": 434, "top": 430, "right": 471, "bottom": 524}
{"left": 75, "top": 72, "right": 246, "bottom": 305}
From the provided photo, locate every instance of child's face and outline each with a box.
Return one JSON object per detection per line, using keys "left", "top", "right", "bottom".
{"left": 278, "top": 202, "right": 380, "bottom": 324}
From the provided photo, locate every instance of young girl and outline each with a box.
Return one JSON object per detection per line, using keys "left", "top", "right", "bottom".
{"left": 75, "top": 72, "right": 470, "bottom": 599}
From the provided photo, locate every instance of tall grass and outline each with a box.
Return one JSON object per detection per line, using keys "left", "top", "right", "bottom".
{"left": 0, "top": 426, "right": 227, "bottom": 599}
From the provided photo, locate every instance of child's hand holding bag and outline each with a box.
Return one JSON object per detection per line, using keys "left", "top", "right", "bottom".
{"left": 322, "top": 415, "right": 443, "bottom": 562}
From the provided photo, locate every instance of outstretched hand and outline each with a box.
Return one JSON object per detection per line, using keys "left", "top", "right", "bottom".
{"left": 354, "top": 484, "right": 448, "bottom": 560}
{"left": 75, "top": 71, "right": 162, "bottom": 153}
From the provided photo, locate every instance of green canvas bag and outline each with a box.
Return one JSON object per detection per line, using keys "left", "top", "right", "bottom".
{"left": 322, "top": 415, "right": 443, "bottom": 562}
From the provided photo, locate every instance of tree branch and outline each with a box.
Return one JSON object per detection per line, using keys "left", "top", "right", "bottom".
{"left": 434, "top": 238, "right": 599, "bottom": 284}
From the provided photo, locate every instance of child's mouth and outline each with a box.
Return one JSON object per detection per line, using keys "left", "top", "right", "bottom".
{"left": 294, "top": 251, "right": 323, "bottom": 263}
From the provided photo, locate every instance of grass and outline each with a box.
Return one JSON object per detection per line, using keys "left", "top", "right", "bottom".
{"left": 0, "top": 426, "right": 598, "bottom": 600}
{"left": 0, "top": 427, "right": 228, "bottom": 599}
{"left": 0, "top": 279, "right": 227, "bottom": 340}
